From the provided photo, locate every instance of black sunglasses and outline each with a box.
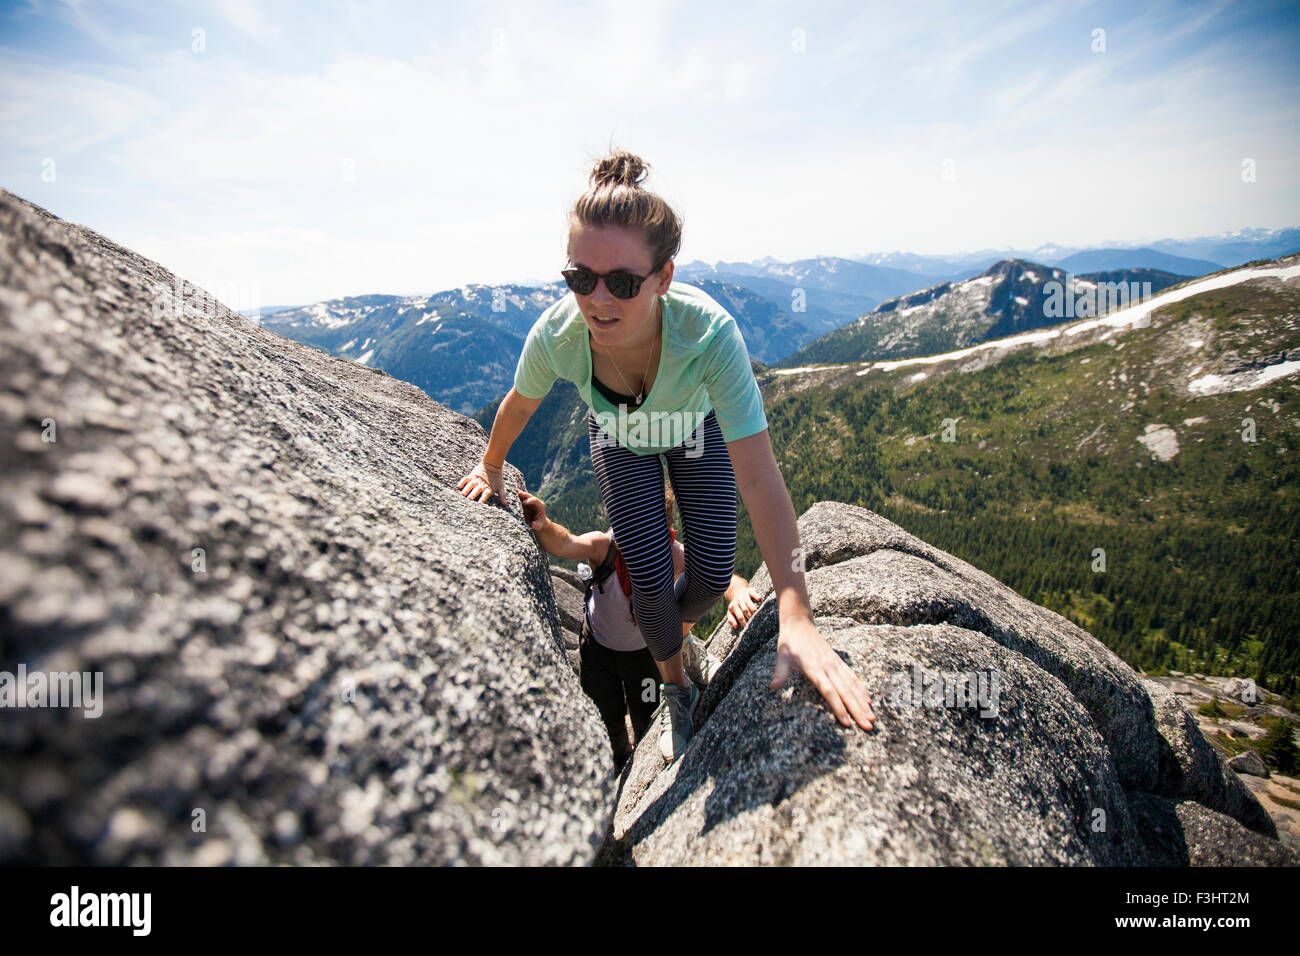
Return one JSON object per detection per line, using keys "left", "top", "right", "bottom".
{"left": 561, "top": 263, "right": 661, "bottom": 299}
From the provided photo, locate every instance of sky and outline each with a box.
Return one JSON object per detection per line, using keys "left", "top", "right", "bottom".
{"left": 2, "top": 0, "right": 1298, "bottom": 310}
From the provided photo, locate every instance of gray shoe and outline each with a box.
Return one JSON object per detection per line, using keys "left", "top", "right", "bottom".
{"left": 682, "top": 635, "right": 709, "bottom": 688}
{"left": 685, "top": 635, "right": 724, "bottom": 686}
{"left": 655, "top": 677, "right": 700, "bottom": 763}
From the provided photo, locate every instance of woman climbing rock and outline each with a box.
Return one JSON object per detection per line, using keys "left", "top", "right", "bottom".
{"left": 457, "top": 147, "right": 875, "bottom": 761}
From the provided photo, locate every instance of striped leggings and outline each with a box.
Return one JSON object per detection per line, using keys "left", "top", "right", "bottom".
{"left": 586, "top": 407, "right": 737, "bottom": 662}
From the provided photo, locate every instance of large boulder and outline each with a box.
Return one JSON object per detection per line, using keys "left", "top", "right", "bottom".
{"left": 549, "top": 573, "right": 586, "bottom": 637}
{"left": 701, "top": 504, "right": 1160, "bottom": 792}
{"left": 610, "top": 617, "right": 1145, "bottom": 865}
{"left": 0, "top": 188, "right": 613, "bottom": 864}
{"left": 604, "top": 502, "right": 1294, "bottom": 866}
{"left": 1227, "top": 751, "right": 1270, "bottom": 779}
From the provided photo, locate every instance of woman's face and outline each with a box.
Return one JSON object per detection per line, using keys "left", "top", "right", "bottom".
{"left": 567, "top": 224, "right": 673, "bottom": 352}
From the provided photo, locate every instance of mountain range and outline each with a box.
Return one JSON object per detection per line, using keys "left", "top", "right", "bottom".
{"left": 777, "top": 262, "right": 1191, "bottom": 367}
{"left": 243, "top": 229, "right": 1299, "bottom": 417}
{"left": 848, "top": 226, "right": 1300, "bottom": 277}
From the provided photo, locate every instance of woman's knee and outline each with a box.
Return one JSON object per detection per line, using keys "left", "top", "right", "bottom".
{"left": 675, "top": 570, "right": 729, "bottom": 619}
{"left": 630, "top": 576, "right": 679, "bottom": 618}
{"left": 682, "top": 544, "right": 735, "bottom": 591}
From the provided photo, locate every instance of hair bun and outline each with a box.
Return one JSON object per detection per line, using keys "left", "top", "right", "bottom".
{"left": 591, "top": 149, "right": 648, "bottom": 189}
{"left": 570, "top": 147, "right": 681, "bottom": 273}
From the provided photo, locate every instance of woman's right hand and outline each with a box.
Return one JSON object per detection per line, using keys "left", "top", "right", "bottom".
{"left": 727, "top": 586, "right": 763, "bottom": 631}
{"left": 456, "top": 460, "right": 506, "bottom": 503}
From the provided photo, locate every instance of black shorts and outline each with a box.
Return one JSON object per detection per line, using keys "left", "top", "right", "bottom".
{"left": 578, "top": 626, "right": 660, "bottom": 764}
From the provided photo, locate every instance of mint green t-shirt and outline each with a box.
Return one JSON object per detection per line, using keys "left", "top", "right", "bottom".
{"left": 512, "top": 282, "right": 768, "bottom": 455}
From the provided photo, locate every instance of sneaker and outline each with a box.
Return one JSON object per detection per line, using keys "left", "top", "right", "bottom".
{"left": 682, "top": 635, "right": 707, "bottom": 687}
{"left": 685, "top": 635, "right": 723, "bottom": 686}
{"left": 655, "top": 677, "right": 700, "bottom": 763}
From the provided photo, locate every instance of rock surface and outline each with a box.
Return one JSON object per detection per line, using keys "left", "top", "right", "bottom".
{"left": 1142, "top": 672, "right": 1299, "bottom": 841}
{"left": 549, "top": 574, "right": 583, "bottom": 676}
{"left": 1127, "top": 793, "right": 1296, "bottom": 866}
{"left": 602, "top": 502, "right": 1295, "bottom": 866}
{"left": 1142, "top": 681, "right": 1276, "bottom": 833}
{"left": 0, "top": 188, "right": 613, "bottom": 864}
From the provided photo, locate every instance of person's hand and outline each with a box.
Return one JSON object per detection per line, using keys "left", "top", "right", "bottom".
{"left": 517, "top": 488, "right": 548, "bottom": 530}
{"left": 456, "top": 460, "right": 506, "bottom": 503}
{"left": 770, "top": 617, "right": 875, "bottom": 731}
{"left": 726, "top": 586, "right": 763, "bottom": 631}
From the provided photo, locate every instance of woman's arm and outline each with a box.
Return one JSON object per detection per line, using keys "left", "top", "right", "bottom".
{"left": 539, "top": 523, "right": 610, "bottom": 565}
{"left": 484, "top": 387, "right": 543, "bottom": 467}
{"left": 517, "top": 489, "right": 610, "bottom": 565}
{"left": 458, "top": 387, "right": 544, "bottom": 502}
{"left": 726, "top": 428, "right": 875, "bottom": 730}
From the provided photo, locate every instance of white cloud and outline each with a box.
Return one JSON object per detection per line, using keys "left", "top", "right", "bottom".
{"left": 219, "top": 0, "right": 281, "bottom": 42}
{"left": 51, "top": 0, "right": 156, "bottom": 60}
{"left": 0, "top": 51, "right": 165, "bottom": 154}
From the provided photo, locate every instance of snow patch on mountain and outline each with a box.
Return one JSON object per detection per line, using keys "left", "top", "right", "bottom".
{"left": 1063, "top": 263, "right": 1300, "bottom": 339}
{"left": 1189, "top": 360, "right": 1300, "bottom": 395}
{"left": 770, "top": 363, "right": 853, "bottom": 375}
{"left": 1137, "top": 424, "right": 1179, "bottom": 461}
{"left": 858, "top": 261, "right": 1300, "bottom": 375}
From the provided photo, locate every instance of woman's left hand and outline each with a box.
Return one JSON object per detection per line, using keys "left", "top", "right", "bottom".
{"left": 770, "top": 617, "right": 875, "bottom": 730}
